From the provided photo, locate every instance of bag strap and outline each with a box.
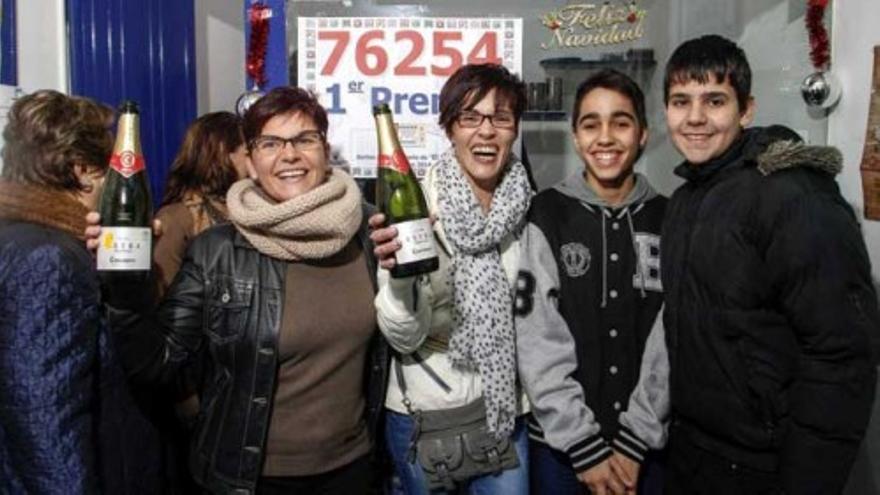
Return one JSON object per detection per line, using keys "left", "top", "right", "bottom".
{"left": 394, "top": 357, "right": 422, "bottom": 463}
{"left": 394, "top": 356, "right": 417, "bottom": 415}
{"left": 413, "top": 352, "right": 452, "bottom": 393}
{"left": 394, "top": 351, "right": 452, "bottom": 406}
{"left": 395, "top": 351, "right": 453, "bottom": 464}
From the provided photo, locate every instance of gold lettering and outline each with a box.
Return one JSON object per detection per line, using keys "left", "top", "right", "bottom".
{"left": 539, "top": 4, "right": 649, "bottom": 50}
{"left": 541, "top": 27, "right": 566, "bottom": 50}
{"left": 560, "top": 4, "right": 596, "bottom": 29}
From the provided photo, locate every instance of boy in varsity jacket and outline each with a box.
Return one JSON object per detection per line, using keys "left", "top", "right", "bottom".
{"left": 515, "top": 69, "right": 669, "bottom": 495}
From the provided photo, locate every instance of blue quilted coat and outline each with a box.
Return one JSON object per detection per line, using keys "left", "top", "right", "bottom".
{"left": 0, "top": 218, "right": 163, "bottom": 494}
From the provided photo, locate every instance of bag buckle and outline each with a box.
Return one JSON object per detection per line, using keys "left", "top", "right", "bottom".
{"left": 434, "top": 462, "right": 456, "bottom": 491}
{"left": 485, "top": 446, "right": 502, "bottom": 473}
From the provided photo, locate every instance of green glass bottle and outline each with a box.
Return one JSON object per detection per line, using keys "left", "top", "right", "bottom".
{"left": 373, "top": 103, "right": 439, "bottom": 278}
{"left": 97, "top": 101, "right": 153, "bottom": 284}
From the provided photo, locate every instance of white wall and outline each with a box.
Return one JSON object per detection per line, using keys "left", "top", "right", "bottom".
{"left": 15, "top": 0, "right": 67, "bottom": 93}
{"left": 830, "top": 3, "right": 880, "bottom": 494}
{"left": 195, "top": 0, "right": 244, "bottom": 114}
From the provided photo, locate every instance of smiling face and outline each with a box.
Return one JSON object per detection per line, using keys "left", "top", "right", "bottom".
{"left": 449, "top": 88, "right": 518, "bottom": 196}
{"left": 665, "top": 76, "right": 755, "bottom": 165}
{"left": 572, "top": 87, "right": 647, "bottom": 198}
{"left": 246, "top": 111, "right": 328, "bottom": 203}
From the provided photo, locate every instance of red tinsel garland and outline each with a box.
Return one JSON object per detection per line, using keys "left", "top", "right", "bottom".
{"left": 246, "top": 2, "right": 271, "bottom": 89}
{"left": 806, "top": 0, "right": 830, "bottom": 70}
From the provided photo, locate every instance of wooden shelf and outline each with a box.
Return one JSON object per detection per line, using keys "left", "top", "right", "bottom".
{"left": 539, "top": 58, "right": 657, "bottom": 70}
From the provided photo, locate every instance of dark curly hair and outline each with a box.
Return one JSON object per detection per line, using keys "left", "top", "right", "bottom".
{"left": 2, "top": 90, "right": 113, "bottom": 191}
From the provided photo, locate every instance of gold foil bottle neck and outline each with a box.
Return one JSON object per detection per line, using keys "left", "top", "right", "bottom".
{"left": 113, "top": 110, "right": 143, "bottom": 155}
{"left": 374, "top": 110, "right": 402, "bottom": 157}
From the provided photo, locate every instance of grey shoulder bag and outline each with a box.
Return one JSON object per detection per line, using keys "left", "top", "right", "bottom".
{"left": 395, "top": 354, "right": 519, "bottom": 491}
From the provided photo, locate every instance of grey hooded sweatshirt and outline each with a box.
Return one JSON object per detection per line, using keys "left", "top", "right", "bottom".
{"left": 515, "top": 171, "right": 670, "bottom": 473}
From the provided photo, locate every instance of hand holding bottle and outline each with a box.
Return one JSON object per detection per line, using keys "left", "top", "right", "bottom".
{"left": 85, "top": 211, "right": 163, "bottom": 253}
{"left": 369, "top": 212, "right": 438, "bottom": 271}
{"left": 373, "top": 104, "right": 439, "bottom": 278}
{"left": 368, "top": 212, "right": 400, "bottom": 270}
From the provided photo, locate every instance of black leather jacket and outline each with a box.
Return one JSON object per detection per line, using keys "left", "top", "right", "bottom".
{"left": 106, "top": 206, "right": 389, "bottom": 494}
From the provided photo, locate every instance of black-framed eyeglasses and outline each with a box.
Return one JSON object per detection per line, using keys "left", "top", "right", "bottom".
{"left": 250, "top": 130, "right": 325, "bottom": 156}
{"left": 456, "top": 110, "right": 517, "bottom": 129}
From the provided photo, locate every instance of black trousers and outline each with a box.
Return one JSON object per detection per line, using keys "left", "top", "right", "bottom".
{"left": 665, "top": 432, "right": 783, "bottom": 495}
{"left": 257, "top": 455, "right": 374, "bottom": 495}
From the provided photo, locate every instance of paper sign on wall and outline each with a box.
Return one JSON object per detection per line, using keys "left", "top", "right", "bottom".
{"left": 298, "top": 17, "right": 523, "bottom": 178}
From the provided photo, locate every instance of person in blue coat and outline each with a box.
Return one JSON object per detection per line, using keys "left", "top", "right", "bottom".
{"left": 0, "top": 90, "right": 163, "bottom": 494}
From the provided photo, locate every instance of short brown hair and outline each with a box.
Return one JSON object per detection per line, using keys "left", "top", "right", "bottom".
{"left": 664, "top": 34, "right": 752, "bottom": 111}
{"left": 2, "top": 90, "right": 113, "bottom": 191}
{"left": 438, "top": 64, "right": 527, "bottom": 136}
{"left": 242, "top": 86, "right": 328, "bottom": 146}
{"left": 161, "top": 111, "right": 244, "bottom": 205}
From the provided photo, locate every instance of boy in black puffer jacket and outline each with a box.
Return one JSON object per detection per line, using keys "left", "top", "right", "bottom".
{"left": 661, "top": 34, "right": 878, "bottom": 495}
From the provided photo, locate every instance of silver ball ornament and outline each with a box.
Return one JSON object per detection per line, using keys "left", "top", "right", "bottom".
{"left": 236, "top": 89, "right": 265, "bottom": 117}
{"left": 800, "top": 71, "right": 841, "bottom": 109}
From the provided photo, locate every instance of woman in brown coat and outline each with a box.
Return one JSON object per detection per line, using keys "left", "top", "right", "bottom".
{"left": 153, "top": 111, "right": 249, "bottom": 298}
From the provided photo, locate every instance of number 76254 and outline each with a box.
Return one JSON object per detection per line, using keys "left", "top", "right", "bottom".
{"left": 318, "top": 30, "right": 501, "bottom": 77}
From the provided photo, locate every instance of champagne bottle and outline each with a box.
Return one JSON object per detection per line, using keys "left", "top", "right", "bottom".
{"left": 373, "top": 103, "right": 439, "bottom": 278}
{"left": 97, "top": 101, "right": 153, "bottom": 282}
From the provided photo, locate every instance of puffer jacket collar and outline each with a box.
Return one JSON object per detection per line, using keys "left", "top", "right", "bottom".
{"left": 673, "top": 125, "right": 841, "bottom": 184}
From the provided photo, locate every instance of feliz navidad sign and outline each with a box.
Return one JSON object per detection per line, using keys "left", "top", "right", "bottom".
{"left": 540, "top": 2, "right": 648, "bottom": 49}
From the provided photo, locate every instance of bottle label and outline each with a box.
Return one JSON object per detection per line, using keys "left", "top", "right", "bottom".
{"left": 394, "top": 218, "right": 437, "bottom": 265}
{"left": 109, "top": 150, "right": 146, "bottom": 178}
{"left": 97, "top": 226, "right": 152, "bottom": 271}
{"left": 378, "top": 150, "right": 411, "bottom": 174}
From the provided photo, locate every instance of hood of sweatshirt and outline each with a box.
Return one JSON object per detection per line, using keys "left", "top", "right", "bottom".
{"left": 553, "top": 171, "right": 659, "bottom": 209}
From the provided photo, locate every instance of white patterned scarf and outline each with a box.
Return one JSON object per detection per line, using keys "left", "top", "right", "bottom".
{"left": 435, "top": 148, "right": 532, "bottom": 439}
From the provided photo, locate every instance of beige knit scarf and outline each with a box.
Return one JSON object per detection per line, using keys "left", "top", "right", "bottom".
{"left": 226, "top": 168, "right": 362, "bottom": 260}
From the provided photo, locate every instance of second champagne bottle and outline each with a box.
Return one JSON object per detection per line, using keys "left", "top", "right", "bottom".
{"left": 373, "top": 103, "right": 439, "bottom": 278}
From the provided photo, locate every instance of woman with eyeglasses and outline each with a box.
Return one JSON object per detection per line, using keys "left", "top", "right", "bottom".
{"left": 86, "top": 87, "right": 388, "bottom": 494}
{"left": 369, "top": 63, "right": 533, "bottom": 494}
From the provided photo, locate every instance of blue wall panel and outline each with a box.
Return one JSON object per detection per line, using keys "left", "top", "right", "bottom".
{"left": 0, "top": 0, "right": 16, "bottom": 85}
{"left": 67, "top": 0, "right": 196, "bottom": 207}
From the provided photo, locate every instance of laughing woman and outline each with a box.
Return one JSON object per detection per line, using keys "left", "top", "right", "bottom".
{"left": 88, "top": 87, "right": 388, "bottom": 494}
{"left": 370, "top": 63, "right": 532, "bottom": 494}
